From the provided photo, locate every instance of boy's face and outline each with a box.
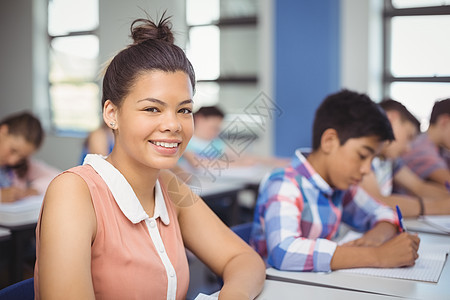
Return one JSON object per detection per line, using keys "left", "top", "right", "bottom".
{"left": 326, "top": 135, "right": 383, "bottom": 190}
{"left": 437, "top": 114, "right": 450, "bottom": 150}
{"left": 382, "top": 118, "right": 418, "bottom": 159}
{"left": 194, "top": 115, "right": 223, "bottom": 140}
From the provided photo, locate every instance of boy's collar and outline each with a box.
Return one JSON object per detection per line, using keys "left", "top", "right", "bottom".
{"left": 294, "top": 149, "right": 334, "bottom": 196}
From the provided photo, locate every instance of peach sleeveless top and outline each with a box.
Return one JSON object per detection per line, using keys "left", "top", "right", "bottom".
{"left": 35, "top": 155, "right": 189, "bottom": 300}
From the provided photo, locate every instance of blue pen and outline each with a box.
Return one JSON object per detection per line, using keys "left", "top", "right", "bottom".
{"left": 445, "top": 181, "right": 450, "bottom": 193}
{"left": 396, "top": 205, "right": 407, "bottom": 233}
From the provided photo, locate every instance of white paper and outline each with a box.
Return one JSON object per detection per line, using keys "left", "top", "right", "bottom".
{"left": 194, "top": 292, "right": 219, "bottom": 300}
{"left": 337, "top": 231, "right": 450, "bottom": 282}
{"left": 422, "top": 215, "right": 450, "bottom": 233}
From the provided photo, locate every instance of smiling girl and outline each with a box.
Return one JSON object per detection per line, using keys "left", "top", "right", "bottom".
{"left": 34, "top": 13, "right": 265, "bottom": 300}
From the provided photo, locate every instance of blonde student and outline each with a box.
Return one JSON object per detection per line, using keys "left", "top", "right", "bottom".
{"left": 35, "top": 13, "right": 265, "bottom": 300}
{"left": 250, "top": 90, "right": 420, "bottom": 272}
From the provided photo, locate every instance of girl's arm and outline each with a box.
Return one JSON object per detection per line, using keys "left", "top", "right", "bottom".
{"left": 37, "top": 173, "right": 96, "bottom": 300}
{"left": 160, "top": 170, "right": 265, "bottom": 300}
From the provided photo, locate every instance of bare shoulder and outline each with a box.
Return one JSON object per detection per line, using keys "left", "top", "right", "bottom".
{"left": 43, "top": 171, "right": 94, "bottom": 221}
{"left": 46, "top": 171, "right": 90, "bottom": 199}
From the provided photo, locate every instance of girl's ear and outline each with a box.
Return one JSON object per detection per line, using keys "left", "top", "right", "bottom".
{"left": 320, "top": 128, "right": 339, "bottom": 154}
{"left": 0, "top": 124, "right": 9, "bottom": 136}
{"left": 103, "top": 100, "right": 118, "bottom": 130}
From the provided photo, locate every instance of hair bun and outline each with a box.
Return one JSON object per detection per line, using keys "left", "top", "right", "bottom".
{"left": 130, "top": 13, "right": 174, "bottom": 45}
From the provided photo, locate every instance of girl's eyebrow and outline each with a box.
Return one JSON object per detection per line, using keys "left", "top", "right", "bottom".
{"left": 137, "top": 98, "right": 193, "bottom": 106}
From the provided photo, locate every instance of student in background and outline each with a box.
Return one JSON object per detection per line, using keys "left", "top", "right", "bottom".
{"left": 250, "top": 89, "right": 419, "bottom": 272}
{"left": 35, "top": 14, "right": 265, "bottom": 300}
{"left": 179, "top": 105, "right": 289, "bottom": 173}
{"left": 0, "top": 111, "right": 59, "bottom": 203}
{"left": 79, "top": 122, "right": 114, "bottom": 164}
{"left": 359, "top": 99, "right": 450, "bottom": 218}
{"left": 401, "top": 98, "right": 450, "bottom": 187}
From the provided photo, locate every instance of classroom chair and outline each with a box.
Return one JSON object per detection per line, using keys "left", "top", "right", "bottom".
{"left": 0, "top": 277, "right": 34, "bottom": 300}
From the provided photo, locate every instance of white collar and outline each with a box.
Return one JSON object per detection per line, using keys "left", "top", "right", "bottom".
{"left": 83, "top": 154, "right": 170, "bottom": 225}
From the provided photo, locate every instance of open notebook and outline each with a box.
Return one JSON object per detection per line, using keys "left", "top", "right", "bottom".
{"left": 337, "top": 231, "right": 450, "bottom": 282}
{"left": 421, "top": 215, "right": 450, "bottom": 234}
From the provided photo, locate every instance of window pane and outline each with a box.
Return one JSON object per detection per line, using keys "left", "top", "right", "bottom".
{"left": 220, "top": 26, "right": 258, "bottom": 77}
{"left": 220, "top": 0, "right": 257, "bottom": 19}
{"left": 188, "top": 26, "right": 220, "bottom": 80}
{"left": 193, "top": 82, "right": 220, "bottom": 110}
{"left": 48, "top": 0, "right": 98, "bottom": 36}
{"left": 186, "top": 0, "right": 219, "bottom": 25}
{"left": 390, "top": 15, "right": 450, "bottom": 77}
{"left": 50, "top": 83, "right": 100, "bottom": 132}
{"left": 392, "top": 0, "right": 450, "bottom": 8}
{"left": 50, "top": 35, "right": 99, "bottom": 82}
{"left": 390, "top": 82, "right": 450, "bottom": 130}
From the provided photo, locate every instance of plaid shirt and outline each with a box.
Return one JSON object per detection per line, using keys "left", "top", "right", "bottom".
{"left": 250, "top": 149, "right": 397, "bottom": 272}
{"left": 401, "top": 133, "right": 450, "bottom": 180}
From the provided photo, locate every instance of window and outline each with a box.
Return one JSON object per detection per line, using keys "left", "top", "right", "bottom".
{"left": 185, "top": 0, "right": 259, "bottom": 113}
{"left": 383, "top": 1, "right": 450, "bottom": 130}
{"left": 48, "top": 0, "right": 100, "bottom": 135}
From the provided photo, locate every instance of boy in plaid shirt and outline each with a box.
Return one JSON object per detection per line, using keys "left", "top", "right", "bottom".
{"left": 250, "top": 90, "right": 420, "bottom": 272}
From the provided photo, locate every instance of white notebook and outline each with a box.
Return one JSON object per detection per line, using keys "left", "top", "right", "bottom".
{"left": 421, "top": 215, "right": 450, "bottom": 234}
{"left": 337, "top": 231, "right": 450, "bottom": 282}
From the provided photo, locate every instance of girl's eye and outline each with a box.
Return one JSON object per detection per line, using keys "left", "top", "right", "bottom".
{"left": 145, "top": 107, "right": 159, "bottom": 113}
{"left": 179, "top": 108, "right": 192, "bottom": 114}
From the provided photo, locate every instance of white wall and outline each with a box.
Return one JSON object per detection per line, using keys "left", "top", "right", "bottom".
{"left": 340, "top": 0, "right": 383, "bottom": 101}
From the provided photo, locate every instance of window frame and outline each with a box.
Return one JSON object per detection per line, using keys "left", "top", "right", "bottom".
{"left": 382, "top": 1, "right": 450, "bottom": 98}
{"left": 47, "top": 8, "right": 100, "bottom": 137}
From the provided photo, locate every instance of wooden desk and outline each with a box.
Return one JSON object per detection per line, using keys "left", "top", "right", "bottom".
{"left": 266, "top": 232, "right": 450, "bottom": 300}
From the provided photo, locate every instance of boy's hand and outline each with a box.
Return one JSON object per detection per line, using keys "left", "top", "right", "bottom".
{"left": 342, "top": 235, "right": 382, "bottom": 247}
{"left": 374, "top": 233, "right": 420, "bottom": 268}
{"left": 343, "top": 221, "right": 398, "bottom": 247}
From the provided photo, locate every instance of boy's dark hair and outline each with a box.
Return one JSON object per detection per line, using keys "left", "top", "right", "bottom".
{"left": 0, "top": 111, "right": 44, "bottom": 177}
{"left": 194, "top": 106, "right": 225, "bottom": 119}
{"left": 379, "top": 99, "right": 420, "bottom": 132}
{"left": 312, "top": 89, "right": 394, "bottom": 150}
{"left": 430, "top": 98, "right": 450, "bottom": 125}
{"left": 0, "top": 111, "right": 44, "bottom": 149}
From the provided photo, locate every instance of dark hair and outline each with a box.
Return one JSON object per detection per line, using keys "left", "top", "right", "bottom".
{"left": 194, "top": 106, "right": 225, "bottom": 119}
{"left": 0, "top": 111, "right": 44, "bottom": 149}
{"left": 312, "top": 89, "right": 394, "bottom": 150}
{"left": 0, "top": 111, "right": 44, "bottom": 177}
{"left": 430, "top": 98, "right": 450, "bottom": 125}
{"left": 101, "top": 12, "right": 196, "bottom": 108}
{"left": 379, "top": 98, "right": 420, "bottom": 132}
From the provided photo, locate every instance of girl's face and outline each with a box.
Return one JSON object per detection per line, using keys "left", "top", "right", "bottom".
{"left": 0, "top": 125, "right": 36, "bottom": 167}
{"left": 106, "top": 70, "right": 194, "bottom": 171}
